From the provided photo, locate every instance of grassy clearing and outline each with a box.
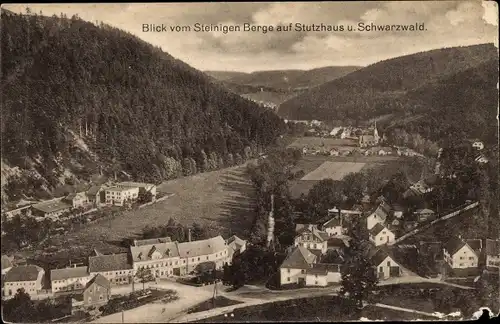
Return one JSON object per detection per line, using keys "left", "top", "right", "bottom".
{"left": 301, "top": 161, "right": 366, "bottom": 181}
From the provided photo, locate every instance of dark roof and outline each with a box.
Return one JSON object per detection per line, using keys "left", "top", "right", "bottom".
{"left": 327, "top": 237, "right": 347, "bottom": 248}
{"left": 371, "top": 248, "right": 398, "bottom": 266}
{"left": 177, "top": 236, "right": 227, "bottom": 258}
{"left": 465, "top": 239, "right": 482, "bottom": 254}
{"left": 295, "top": 224, "right": 318, "bottom": 233}
{"left": 32, "top": 200, "right": 72, "bottom": 214}
{"left": 134, "top": 237, "right": 172, "bottom": 246}
{"left": 5, "top": 265, "right": 43, "bottom": 282}
{"left": 88, "top": 253, "right": 132, "bottom": 273}
{"left": 51, "top": 266, "right": 88, "bottom": 281}
{"left": 444, "top": 237, "right": 467, "bottom": 256}
{"left": 369, "top": 223, "right": 387, "bottom": 236}
{"left": 295, "top": 227, "right": 329, "bottom": 242}
{"left": 323, "top": 217, "right": 341, "bottom": 228}
{"left": 227, "top": 235, "right": 246, "bottom": 248}
{"left": 85, "top": 274, "right": 110, "bottom": 290}
{"left": 2, "top": 255, "right": 13, "bottom": 270}
{"left": 280, "top": 246, "right": 316, "bottom": 270}
{"left": 307, "top": 263, "right": 340, "bottom": 275}
{"left": 87, "top": 185, "right": 103, "bottom": 196}
{"left": 485, "top": 239, "right": 500, "bottom": 256}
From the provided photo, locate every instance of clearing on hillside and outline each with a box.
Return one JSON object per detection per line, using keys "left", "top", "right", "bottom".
{"left": 301, "top": 161, "right": 366, "bottom": 181}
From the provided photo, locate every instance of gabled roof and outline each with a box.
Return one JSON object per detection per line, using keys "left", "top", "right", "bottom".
{"left": 32, "top": 200, "right": 72, "bottom": 214}
{"left": 444, "top": 237, "right": 477, "bottom": 256}
{"left": 371, "top": 248, "right": 399, "bottom": 267}
{"left": 465, "top": 239, "right": 482, "bottom": 254}
{"left": 227, "top": 235, "right": 246, "bottom": 251}
{"left": 307, "top": 263, "right": 340, "bottom": 275}
{"left": 133, "top": 237, "right": 172, "bottom": 246}
{"left": 85, "top": 274, "right": 110, "bottom": 291}
{"left": 369, "top": 223, "right": 388, "bottom": 236}
{"left": 280, "top": 246, "right": 316, "bottom": 270}
{"left": 130, "top": 241, "right": 180, "bottom": 262}
{"left": 2, "top": 255, "right": 13, "bottom": 270}
{"left": 295, "top": 226, "right": 329, "bottom": 242}
{"left": 5, "top": 265, "right": 43, "bottom": 282}
{"left": 177, "top": 236, "right": 227, "bottom": 258}
{"left": 51, "top": 266, "right": 89, "bottom": 281}
{"left": 323, "top": 217, "right": 341, "bottom": 228}
{"left": 295, "top": 223, "right": 318, "bottom": 233}
{"left": 88, "top": 253, "right": 133, "bottom": 272}
{"left": 86, "top": 185, "right": 103, "bottom": 196}
{"left": 485, "top": 239, "right": 500, "bottom": 256}
{"left": 369, "top": 204, "right": 389, "bottom": 222}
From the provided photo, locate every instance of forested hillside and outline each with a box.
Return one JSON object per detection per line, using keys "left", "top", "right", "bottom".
{"left": 386, "top": 58, "right": 499, "bottom": 145}
{"left": 1, "top": 11, "right": 286, "bottom": 202}
{"left": 278, "top": 44, "right": 498, "bottom": 123}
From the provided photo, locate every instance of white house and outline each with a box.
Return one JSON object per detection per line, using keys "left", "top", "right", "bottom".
{"left": 294, "top": 226, "right": 329, "bottom": 255}
{"left": 63, "top": 192, "right": 89, "bottom": 209}
{"left": 322, "top": 217, "right": 345, "bottom": 236}
{"left": 117, "top": 182, "right": 157, "bottom": 200}
{"left": 88, "top": 253, "right": 134, "bottom": 285}
{"left": 369, "top": 223, "right": 395, "bottom": 246}
{"left": 414, "top": 208, "right": 435, "bottom": 222}
{"left": 475, "top": 155, "right": 489, "bottom": 164}
{"left": 371, "top": 249, "right": 403, "bottom": 280}
{"left": 305, "top": 263, "right": 341, "bottom": 286}
{"left": 279, "top": 246, "right": 317, "bottom": 286}
{"left": 366, "top": 202, "right": 390, "bottom": 230}
{"left": 472, "top": 141, "right": 484, "bottom": 150}
{"left": 443, "top": 237, "right": 480, "bottom": 269}
{"left": 4, "top": 265, "right": 45, "bottom": 297}
{"left": 51, "top": 266, "right": 91, "bottom": 293}
{"left": 485, "top": 239, "right": 499, "bottom": 270}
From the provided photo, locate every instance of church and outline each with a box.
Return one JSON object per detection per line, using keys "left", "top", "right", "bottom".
{"left": 358, "top": 122, "right": 380, "bottom": 148}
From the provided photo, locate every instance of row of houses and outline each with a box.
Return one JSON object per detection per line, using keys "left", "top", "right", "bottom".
{"left": 3, "top": 182, "right": 158, "bottom": 220}
{"left": 2, "top": 234, "right": 247, "bottom": 300}
{"left": 279, "top": 197, "right": 500, "bottom": 288}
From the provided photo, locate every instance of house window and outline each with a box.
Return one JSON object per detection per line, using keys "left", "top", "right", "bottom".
{"left": 459, "top": 263, "right": 464, "bottom": 267}
{"left": 468, "top": 257, "right": 474, "bottom": 260}
{"left": 206, "top": 256, "right": 209, "bottom": 260}
{"left": 387, "top": 261, "right": 390, "bottom": 267}
{"left": 301, "top": 270, "right": 305, "bottom": 274}
{"left": 380, "top": 237, "right": 383, "bottom": 241}
{"left": 315, "top": 274, "right": 318, "bottom": 278}
{"left": 287, "top": 277, "right": 290, "bottom": 282}
{"left": 460, "top": 257, "right": 464, "bottom": 260}
{"left": 379, "top": 266, "right": 383, "bottom": 272}
{"left": 99, "top": 295, "right": 103, "bottom": 300}
{"left": 287, "top": 269, "right": 290, "bottom": 273}
{"left": 197, "top": 257, "right": 200, "bottom": 261}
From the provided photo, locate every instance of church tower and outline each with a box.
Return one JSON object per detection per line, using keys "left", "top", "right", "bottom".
{"left": 373, "top": 121, "right": 380, "bottom": 144}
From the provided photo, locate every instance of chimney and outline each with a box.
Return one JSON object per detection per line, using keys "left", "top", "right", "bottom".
{"left": 188, "top": 228, "right": 192, "bottom": 242}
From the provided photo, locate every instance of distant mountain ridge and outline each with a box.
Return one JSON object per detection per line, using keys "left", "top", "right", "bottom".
{"left": 278, "top": 43, "right": 498, "bottom": 122}
{"left": 205, "top": 65, "right": 361, "bottom": 90}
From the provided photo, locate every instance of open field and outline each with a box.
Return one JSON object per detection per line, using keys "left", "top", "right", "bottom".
{"left": 289, "top": 155, "right": 404, "bottom": 198}
{"left": 288, "top": 136, "right": 358, "bottom": 149}
{"left": 23, "top": 162, "right": 257, "bottom": 261}
{"left": 301, "top": 161, "right": 366, "bottom": 181}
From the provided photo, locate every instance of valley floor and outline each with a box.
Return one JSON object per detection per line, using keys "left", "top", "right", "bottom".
{"left": 20, "top": 161, "right": 257, "bottom": 261}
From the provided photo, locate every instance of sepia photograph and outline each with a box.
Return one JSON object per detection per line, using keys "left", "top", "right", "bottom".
{"left": 0, "top": 1, "right": 499, "bottom": 322}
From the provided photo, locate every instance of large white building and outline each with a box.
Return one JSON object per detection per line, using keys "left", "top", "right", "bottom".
{"left": 4, "top": 265, "right": 45, "bottom": 297}
{"left": 51, "top": 266, "right": 91, "bottom": 293}
{"left": 105, "top": 186, "right": 139, "bottom": 206}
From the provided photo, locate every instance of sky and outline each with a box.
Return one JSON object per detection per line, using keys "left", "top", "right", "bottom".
{"left": 3, "top": 1, "right": 499, "bottom": 72}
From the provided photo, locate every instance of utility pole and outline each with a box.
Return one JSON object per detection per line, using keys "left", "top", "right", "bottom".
{"left": 121, "top": 310, "right": 124, "bottom": 323}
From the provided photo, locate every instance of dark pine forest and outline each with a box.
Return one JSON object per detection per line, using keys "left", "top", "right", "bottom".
{"left": 1, "top": 11, "right": 286, "bottom": 199}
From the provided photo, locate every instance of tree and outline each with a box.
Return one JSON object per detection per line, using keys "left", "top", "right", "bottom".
{"left": 138, "top": 190, "right": 153, "bottom": 204}
{"left": 135, "top": 268, "right": 154, "bottom": 290}
{"left": 190, "top": 222, "right": 205, "bottom": 241}
{"left": 339, "top": 220, "right": 378, "bottom": 311}
{"left": 3, "top": 288, "right": 36, "bottom": 322}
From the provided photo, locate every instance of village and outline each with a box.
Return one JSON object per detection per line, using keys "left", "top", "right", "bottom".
{"left": 1, "top": 118, "right": 497, "bottom": 322}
